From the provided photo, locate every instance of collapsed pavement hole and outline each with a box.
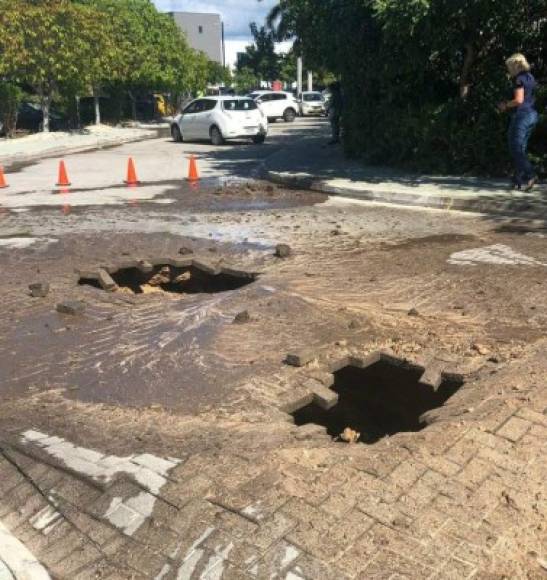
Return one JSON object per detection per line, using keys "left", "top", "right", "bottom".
{"left": 292, "top": 359, "right": 464, "bottom": 444}
{"left": 78, "top": 277, "right": 102, "bottom": 290}
{"left": 79, "top": 264, "right": 256, "bottom": 295}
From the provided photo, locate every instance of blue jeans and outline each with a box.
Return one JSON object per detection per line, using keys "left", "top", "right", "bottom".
{"left": 508, "top": 110, "right": 538, "bottom": 185}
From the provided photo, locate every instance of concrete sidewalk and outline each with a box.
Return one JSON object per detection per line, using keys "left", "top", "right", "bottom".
{"left": 0, "top": 124, "right": 160, "bottom": 168}
{"left": 264, "top": 124, "right": 547, "bottom": 219}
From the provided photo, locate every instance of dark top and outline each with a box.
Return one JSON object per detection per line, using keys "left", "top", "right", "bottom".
{"left": 513, "top": 72, "right": 537, "bottom": 113}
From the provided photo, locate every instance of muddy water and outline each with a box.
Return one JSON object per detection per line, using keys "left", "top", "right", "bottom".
{"left": 0, "top": 288, "right": 257, "bottom": 412}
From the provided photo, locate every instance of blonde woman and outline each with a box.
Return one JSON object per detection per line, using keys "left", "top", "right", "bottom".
{"left": 498, "top": 54, "right": 538, "bottom": 191}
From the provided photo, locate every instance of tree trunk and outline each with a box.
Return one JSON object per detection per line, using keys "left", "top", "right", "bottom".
{"left": 75, "top": 95, "right": 81, "bottom": 130}
{"left": 41, "top": 94, "right": 50, "bottom": 132}
{"left": 128, "top": 91, "right": 137, "bottom": 121}
{"left": 459, "top": 43, "right": 474, "bottom": 100}
{"left": 93, "top": 90, "right": 101, "bottom": 125}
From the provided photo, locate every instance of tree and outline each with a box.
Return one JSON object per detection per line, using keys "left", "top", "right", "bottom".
{"left": 261, "top": 0, "right": 547, "bottom": 174}
{"left": 237, "top": 23, "right": 281, "bottom": 82}
{"left": 233, "top": 67, "right": 260, "bottom": 93}
{"left": 78, "top": 0, "right": 196, "bottom": 120}
{"left": 0, "top": 0, "right": 111, "bottom": 131}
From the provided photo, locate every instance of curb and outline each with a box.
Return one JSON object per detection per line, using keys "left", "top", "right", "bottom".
{"left": 265, "top": 169, "right": 547, "bottom": 220}
{"left": 1, "top": 129, "right": 164, "bottom": 169}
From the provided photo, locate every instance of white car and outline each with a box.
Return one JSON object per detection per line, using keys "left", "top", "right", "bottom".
{"left": 299, "top": 92, "right": 327, "bottom": 117}
{"left": 171, "top": 96, "right": 268, "bottom": 145}
{"left": 248, "top": 91, "right": 299, "bottom": 123}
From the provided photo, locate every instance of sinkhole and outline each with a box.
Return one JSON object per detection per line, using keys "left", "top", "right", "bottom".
{"left": 292, "top": 359, "right": 464, "bottom": 444}
{"left": 79, "top": 264, "right": 256, "bottom": 295}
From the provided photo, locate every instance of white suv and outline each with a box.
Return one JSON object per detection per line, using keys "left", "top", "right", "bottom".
{"left": 248, "top": 91, "right": 299, "bottom": 123}
{"left": 171, "top": 96, "right": 268, "bottom": 145}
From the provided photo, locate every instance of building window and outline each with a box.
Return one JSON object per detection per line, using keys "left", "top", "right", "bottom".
{"left": 198, "top": 25, "right": 203, "bottom": 34}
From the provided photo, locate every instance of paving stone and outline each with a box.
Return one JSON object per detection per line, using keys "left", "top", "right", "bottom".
{"left": 442, "top": 519, "right": 498, "bottom": 550}
{"left": 432, "top": 557, "right": 477, "bottom": 579}
{"left": 286, "top": 505, "right": 373, "bottom": 562}
{"left": 302, "top": 378, "right": 338, "bottom": 410}
{"left": 72, "top": 559, "right": 122, "bottom": 579}
{"left": 202, "top": 528, "right": 262, "bottom": 569}
{"left": 357, "top": 493, "right": 413, "bottom": 529}
{"left": 386, "top": 460, "right": 427, "bottom": 489}
{"left": 113, "top": 542, "right": 167, "bottom": 577}
{"left": 320, "top": 493, "right": 356, "bottom": 518}
{"left": 515, "top": 407, "right": 547, "bottom": 427}
{"left": 360, "top": 549, "right": 436, "bottom": 579}
{"left": 476, "top": 447, "right": 527, "bottom": 474}
{"left": 248, "top": 539, "right": 301, "bottom": 578}
{"left": 29, "top": 282, "right": 50, "bottom": 298}
{"left": 51, "top": 542, "right": 102, "bottom": 576}
{"left": 454, "top": 456, "right": 493, "bottom": 488}
{"left": 97, "top": 269, "right": 117, "bottom": 292}
{"left": 252, "top": 511, "right": 297, "bottom": 551}
{"left": 287, "top": 555, "right": 351, "bottom": 580}
{"left": 496, "top": 416, "right": 532, "bottom": 442}
{"left": 285, "top": 350, "right": 316, "bottom": 368}
{"left": 161, "top": 476, "right": 216, "bottom": 509}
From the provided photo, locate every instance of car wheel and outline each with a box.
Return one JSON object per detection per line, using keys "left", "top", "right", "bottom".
{"left": 210, "top": 125, "right": 224, "bottom": 146}
{"left": 171, "top": 124, "right": 182, "bottom": 142}
{"left": 283, "top": 108, "right": 296, "bottom": 123}
{"left": 252, "top": 134, "right": 266, "bottom": 144}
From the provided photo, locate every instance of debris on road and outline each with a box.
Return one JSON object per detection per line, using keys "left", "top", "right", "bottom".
{"left": 29, "top": 282, "right": 50, "bottom": 298}
{"left": 472, "top": 342, "right": 491, "bottom": 355}
{"left": 275, "top": 244, "right": 292, "bottom": 258}
{"left": 56, "top": 300, "right": 86, "bottom": 315}
{"left": 339, "top": 427, "right": 360, "bottom": 444}
{"left": 233, "top": 310, "right": 251, "bottom": 324}
{"left": 285, "top": 349, "right": 315, "bottom": 367}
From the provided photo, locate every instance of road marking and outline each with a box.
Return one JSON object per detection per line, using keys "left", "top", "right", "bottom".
{"left": 448, "top": 244, "right": 546, "bottom": 266}
{"left": 0, "top": 520, "right": 51, "bottom": 580}
{"left": 21, "top": 430, "right": 180, "bottom": 537}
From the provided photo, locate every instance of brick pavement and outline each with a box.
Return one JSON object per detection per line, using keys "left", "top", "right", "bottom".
{"left": 0, "top": 213, "right": 546, "bottom": 578}
{"left": 0, "top": 339, "right": 545, "bottom": 578}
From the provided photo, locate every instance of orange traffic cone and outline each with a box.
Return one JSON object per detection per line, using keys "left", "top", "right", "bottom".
{"left": 56, "top": 160, "right": 71, "bottom": 187}
{"left": 124, "top": 157, "right": 139, "bottom": 186}
{"left": 187, "top": 155, "right": 199, "bottom": 182}
{"left": 0, "top": 165, "right": 7, "bottom": 188}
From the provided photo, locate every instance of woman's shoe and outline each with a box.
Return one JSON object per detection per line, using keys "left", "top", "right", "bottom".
{"left": 524, "top": 176, "right": 537, "bottom": 192}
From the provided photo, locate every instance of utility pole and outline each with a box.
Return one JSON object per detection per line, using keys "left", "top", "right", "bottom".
{"left": 297, "top": 56, "right": 303, "bottom": 97}
{"left": 307, "top": 71, "right": 313, "bottom": 92}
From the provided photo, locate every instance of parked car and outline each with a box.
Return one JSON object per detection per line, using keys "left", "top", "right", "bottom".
{"left": 0, "top": 102, "right": 67, "bottom": 135}
{"left": 299, "top": 91, "right": 327, "bottom": 117}
{"left": 171, "top": 96, "right": 268, "bottom": 145}
{"left": 248, "top": 91, "right": 299, "bottom": 123}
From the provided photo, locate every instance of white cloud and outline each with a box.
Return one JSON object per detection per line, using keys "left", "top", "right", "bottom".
{"left": 225, "top": 39, "right": 292, "bottom": 69}
{"left": 153, "top": 0, "right": 279, "bottom": 39}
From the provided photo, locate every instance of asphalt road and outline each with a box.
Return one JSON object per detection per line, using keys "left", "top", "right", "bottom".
{"left": 0, "top": 118, "right": 325, "bottom": 211}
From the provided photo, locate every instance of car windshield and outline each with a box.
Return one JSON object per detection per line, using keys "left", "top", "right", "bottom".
{"left": 222, "top": 99, "right": 258, "bottom": 111}
{"left": 303, "top": 93, "right": 323, "bottom": 102}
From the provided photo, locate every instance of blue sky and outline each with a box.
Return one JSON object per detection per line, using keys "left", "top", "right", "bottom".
{"left": 152, "top": 0, "right": 278, "bottom": 40}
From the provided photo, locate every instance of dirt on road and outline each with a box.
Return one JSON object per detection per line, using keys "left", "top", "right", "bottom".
{"left": 0, "top": 182, "right": 546, "bottom": 579}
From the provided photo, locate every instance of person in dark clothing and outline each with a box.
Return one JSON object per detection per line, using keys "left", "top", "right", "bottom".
{"left": 498, "top": 53, "right": 539, "bottom": 191}
{"left": 328, "top": 81, "right": 343, "bottom": 145}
